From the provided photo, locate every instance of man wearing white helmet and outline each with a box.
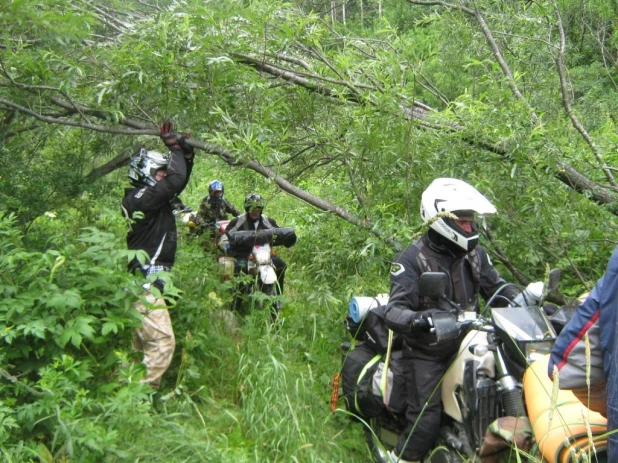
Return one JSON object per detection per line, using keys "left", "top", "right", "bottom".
{"left": 384, "top": 178, "right": 517, "bottom": 463}
{"left": 121, "top": 120, "right": 195, "bottom": 389}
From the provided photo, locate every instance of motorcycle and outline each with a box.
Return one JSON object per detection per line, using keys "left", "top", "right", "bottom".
{"left": 342, "top": 269, "right": 562, "bottom": 463}
{"left": 226, "top": 227, "right": 296, "bottom": 316}
{"left": 177, "top": 215, "right": 233, "bottom": 271}
{"left": 174, "top": 207, "right": 205, "bottom": 238}
{"left": 211, "top": 220, "right": 235, "bottom": 280}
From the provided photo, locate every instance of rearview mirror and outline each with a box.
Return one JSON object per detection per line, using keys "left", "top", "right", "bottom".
{"left": 418, "top": 272, "right": 449, "bottom": 300}
{"left": 547, "top": 268, "right": 561, "bottom": 295}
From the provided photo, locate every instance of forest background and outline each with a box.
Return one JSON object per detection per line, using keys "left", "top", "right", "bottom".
{"left": 1, "top": 0, "right": 618, "bottom": 461}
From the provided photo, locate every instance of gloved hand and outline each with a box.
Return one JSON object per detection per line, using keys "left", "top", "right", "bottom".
{"left": 411, "top": 310, "right": 436, "bottom": 331}
{"left": 160, "top": 120, "right": 195, "bottom": 156}
{"left": 411, "top": 309, "right": 460, "bottom": 344}
{"left": 542, "top": 303, "right": 559, "bottom": 316}
{"left": 160, "top": 120, "right": 179, "bottom": 147}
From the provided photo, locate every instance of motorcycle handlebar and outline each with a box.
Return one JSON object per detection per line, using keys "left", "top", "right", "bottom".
{"left": 411, "top": 317, "right": 431, "bottom": 329}
{"left": 412, "top": 313, "right": 489, "bottom": 332}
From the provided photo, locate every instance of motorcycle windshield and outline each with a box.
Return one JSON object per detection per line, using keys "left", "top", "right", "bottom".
{"left": 490, "top": 306, "right": 556, "bottom": 341}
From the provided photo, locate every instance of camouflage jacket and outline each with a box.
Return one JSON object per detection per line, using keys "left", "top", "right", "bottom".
{"left": 195, "top": 196, "right": 240, "bottom": 227}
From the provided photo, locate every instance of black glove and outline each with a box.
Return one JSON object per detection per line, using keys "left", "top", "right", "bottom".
{"left": 411, "top": 310, "right": 460, "bottom": 344}
{"left": 160, "top": 120, "right": 195, "bottom": 156}
{"left": 542, "top": 303, "right": 559, "bottom": 316}
{"left": 411, "top": 310, "right": 436, "bottom": 331}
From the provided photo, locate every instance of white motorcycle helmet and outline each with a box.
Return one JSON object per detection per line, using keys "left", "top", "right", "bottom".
{"left": 420, "top": 178, "right": 497, "bottom": 252}
{"left": 127, "top": 148, "right": 170, "bottom": 187}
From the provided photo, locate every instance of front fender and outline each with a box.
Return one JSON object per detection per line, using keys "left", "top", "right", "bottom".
{"left": 259, "top": 265, "right": 277, "bottom": 285}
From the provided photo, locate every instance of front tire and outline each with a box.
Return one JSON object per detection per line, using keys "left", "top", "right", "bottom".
{"left": 424, "top": 446, "right": 466, "bottom": 463}
{"left": 364, "top": 417, "right": 467, "bottom": 463}
{"left": 260, "top": 283, "right": 281, "bottom": 320}
{"left": 365, "top": 416, "right": 401, "bottom": 463}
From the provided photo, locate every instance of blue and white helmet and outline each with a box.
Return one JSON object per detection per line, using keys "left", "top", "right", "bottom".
{"left": 128, "top": 148, "right": 170, "bottom": 187}
{"left": 420, "top": 178, "right": 497, "bottom": 252}
{"left": 209, "top": 180, "right": 224, "bottom": 195}
{"left": 208, "top": 180, "right": 224, "bottom": 206}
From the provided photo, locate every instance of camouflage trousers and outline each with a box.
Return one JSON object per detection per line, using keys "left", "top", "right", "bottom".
{"left": 133, "top": 292, "right": 175, "bottom": 389}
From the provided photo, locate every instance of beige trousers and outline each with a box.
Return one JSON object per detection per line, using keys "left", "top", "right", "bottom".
{"left": 133, "top": 292, "right": 175, "bottom": 389}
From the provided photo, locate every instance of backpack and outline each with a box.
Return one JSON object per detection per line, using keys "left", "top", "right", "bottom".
{"left": 344, "top": 304, "right": 402, "bottom": 354}
{"left": 341, "top": 343, "right": 407, "bottom": 419}
{"left": 371, "top": 349, "right": 407, "bottom": 415}
{"left": 341, "top": 343, "right": 386, "bottom": 419}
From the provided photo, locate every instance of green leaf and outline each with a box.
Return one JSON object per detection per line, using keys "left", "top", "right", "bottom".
{"left": 57, "top": 316, "right": 96, "bottom": 348}
{"left": 101, "top": 321, "right": 118, "bottom": 336}
{"left": 21, "top": 319, "right": 49, "bottom": 339}
{"left": 45, "top": 289, "right": 83, "bottom": 311}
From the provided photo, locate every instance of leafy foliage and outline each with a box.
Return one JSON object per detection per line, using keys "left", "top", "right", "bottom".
{"left": 1, "top": 0, "right": 618, "bottom": 460}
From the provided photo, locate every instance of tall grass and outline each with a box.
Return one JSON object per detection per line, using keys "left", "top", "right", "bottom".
{"left": 2, "top": 205, "right": 611, "bottom": 463}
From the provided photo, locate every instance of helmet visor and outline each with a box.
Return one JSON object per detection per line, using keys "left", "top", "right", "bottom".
{"left": 452, "top": 210, "right": 477, "bottom": 221}
{"left": 245, "top": 199, "right": 263, "bottom": 212}
{"left": 449, "top": 210, "right": 479, "bottom": 236}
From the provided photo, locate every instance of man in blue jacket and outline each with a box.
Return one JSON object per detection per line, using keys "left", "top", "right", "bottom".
{"left": 549, "top": 246, "right": 618, "bottom": 459}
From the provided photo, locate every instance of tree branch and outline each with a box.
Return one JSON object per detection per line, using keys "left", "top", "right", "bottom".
{"left": 551, "top": 0, "right": 617, "bottom": 188}
{"left": 5, "top": 95, "right": 404, "bottom": 250}
{"left": 231, "top": 52, "right": 364, "bottom": 103}
{"left": 406, "top": 1, "right": 618, "bottom": 209}
{"left": 343, "top": 157, "right": 370, "bottom": 218}
{"left": 0, "top": 98, "right": 154, "bottom": 135}
{"left": 483, "top": 226, "right": 530, "bottom": 284}
{"left": 406, "top": 0, "right": 474, "bottom": 15}
{"left": 84, "top": 149, "right": 133, "bottom": 182}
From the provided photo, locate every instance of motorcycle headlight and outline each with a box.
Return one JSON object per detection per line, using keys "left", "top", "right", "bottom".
{"left": 524, "top": 341, "right": 553, "bottom": 363}
{"left": 254, "top": 249, "right": 271, "bottom": 265}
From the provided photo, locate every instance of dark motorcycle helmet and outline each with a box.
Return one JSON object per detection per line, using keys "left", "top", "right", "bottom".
{"left": 127, "top": 148, "right": 170, "bottom": 187}
{"left": 244, "top": 193, "right": 264, "bottom": 213}
{"left": 208, "top": 180, "right": 224, "bottom": 206}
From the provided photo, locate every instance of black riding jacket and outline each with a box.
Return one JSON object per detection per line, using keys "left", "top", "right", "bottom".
{"left": 384, "top": 230, "right": 513, "bottom": 358}
{"left": 121, "top": 147, "right": 194, "bottom": 273}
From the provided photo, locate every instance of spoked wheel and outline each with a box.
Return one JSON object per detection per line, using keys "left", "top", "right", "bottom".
{"left": 261, "top": 282, "right": 276, "bottom": 296}
{"left": 365, "top": 416, "right": 400, "bottom": 463}
{"left": 424, "top": 446, "right": 466, "bottom": 463}
{"left": 364, "top": 416, "right": 466, "bottom": 463}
